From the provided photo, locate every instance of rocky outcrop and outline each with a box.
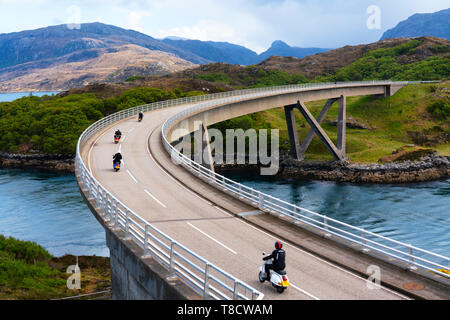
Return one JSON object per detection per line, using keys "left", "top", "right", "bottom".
{"left": 278, "top": 153, "right": 449, "bottom": 184}
{"left": 0, "top": 153, "right": 74, "bottom": 173}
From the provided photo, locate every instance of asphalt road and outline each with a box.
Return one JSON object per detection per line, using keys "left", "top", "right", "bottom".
{"left": 83, "top": 103, "right": 409, "bottom": 300}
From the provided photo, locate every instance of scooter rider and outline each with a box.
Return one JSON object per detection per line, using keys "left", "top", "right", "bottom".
{"left": 138, "top": 112, "right": 143, "bottom": 121}
{"left": 115, "top": 129, "right": 122, "bottom": 138}
{"left": 113, "top": 152, "right": 122, "bottom": 164}
{"left": 263, "top": 241, "right": 286, "bottom": 280}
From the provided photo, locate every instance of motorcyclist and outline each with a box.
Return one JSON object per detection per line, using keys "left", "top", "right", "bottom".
{"left": 113, "top": 152, "right": 122, "bottom": 164}
{"left": 114, "top": 129, "right": 122, "bottom": 138}
{"left": 138, "top": 112, "right": 143, "bottom": 121}
{"left": 263, "top": 241, "right": 286, "bottom": 280}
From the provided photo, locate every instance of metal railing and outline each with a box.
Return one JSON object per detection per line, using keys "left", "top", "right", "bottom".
{"left": 76, "top": 81, "right": 449, "bottom": 302}
{"left": 160, "top": 81, "right": 450, "bottom": 281}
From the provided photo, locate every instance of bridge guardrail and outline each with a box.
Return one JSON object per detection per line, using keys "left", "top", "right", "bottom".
{"left": 160, "top": 81, "right": 450, "bottom": 281}
{"left": 76, "top": 81, "right": 448, "bottom": 302}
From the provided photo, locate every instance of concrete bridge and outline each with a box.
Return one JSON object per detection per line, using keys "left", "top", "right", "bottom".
{"left": 75, "top": 81, "right": 450, "bottom": 300}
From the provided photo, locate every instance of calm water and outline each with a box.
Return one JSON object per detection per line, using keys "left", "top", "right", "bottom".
{"left": 0, "top": 91, "right": 59, "bottom": 102}
{"left": 0, "top": 169, "right": 109, "bottom": 257}
{"left": 2, "top": 166, "right": 447, "bottom": 258}
{"left": 225, "top": 172, "right": 450, "bottom": 257}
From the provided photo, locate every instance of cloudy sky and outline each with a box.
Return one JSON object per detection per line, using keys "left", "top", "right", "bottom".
{"left": 0, "top": 0, "right": 448, "bottom": 53}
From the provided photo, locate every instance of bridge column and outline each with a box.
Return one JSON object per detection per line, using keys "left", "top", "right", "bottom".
{"left": 294, "top": 100, "right": 345, "bottom": 161}
{"left": 298, "top": 98, "right": 339, "bottom": 159}
{"left": 284, "top": 105, "right": 302, "bottom": 160}
{"left": 193, "top": 122, "right": 215, "bottom": 172}
{"left": 336, "top": 95, "right": 346, "bottom": 157}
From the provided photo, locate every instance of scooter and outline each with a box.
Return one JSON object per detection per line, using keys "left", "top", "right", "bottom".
{"left": 258, "top": 252, "right": 289, "bottom": 293}
{"left": 138, "top": 115, "right": 143, "bottom": 122}
{"left": 113, "top": 160, "right": 121, "bottom": 172}
{"left": 114, "top": 134, "right": 121, "bottom": 144}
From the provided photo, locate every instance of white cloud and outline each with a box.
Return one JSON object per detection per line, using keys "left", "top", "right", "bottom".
{"left": 128, "top": 10, "right": 151, "bottom": 32}
{"left": 0, "top": 0, "right": 448, "bottom": 51}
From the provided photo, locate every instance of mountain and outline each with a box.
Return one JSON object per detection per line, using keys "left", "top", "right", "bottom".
{"left": 256, "top": 37, "right": 450, "bottom": 80}
{"left": 0, "top": 22, "right": 207, "bottom": 91}
{"left": 381, "top": 8, "right": 450, "bottom": 41}
{"left": 65, "top": 36, "right": 449, "bottom": 100}
{"left": 163, "top": 39, "right": 330, "bottom": 65}
{"left": 0, "top": 44, "right": 196, "bottom": 92}
{"left": 162, "top": 38, "right": 259, "bottom": 65}
{"left": 258, "top": 40, "right": 329, "bottom": 61}
{"left": 0, "top": 22, "right": 210, "bottom": 69}
{"left": 0, "top": 22, "right": 333, "bottom": 91}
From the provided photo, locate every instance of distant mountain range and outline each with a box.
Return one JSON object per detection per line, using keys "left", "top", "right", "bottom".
{"left": 0, "top": 22, "right": 332, "bottom": 91}
{"left": 1, "top": 6, "right": 449, "bottom": 92}
{"left": 0, "top": 22, "right": 329, "bottom": 70}
{"left": 381, "top": 8, "right": 450, "bottom": 40}
{"left": 161, "top": 38, "right": 329, "bottom": 65}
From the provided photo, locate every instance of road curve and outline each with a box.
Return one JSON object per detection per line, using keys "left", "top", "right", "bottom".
{"left": 81, "top": 99, "right": 410, "bottom": 300}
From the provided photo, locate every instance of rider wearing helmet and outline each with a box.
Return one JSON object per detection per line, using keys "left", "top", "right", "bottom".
{"left": 263, "top": 241, "right": 286, "bottom": 280}
{"left": 115, "top": 129, "right": 122, "bottom": 138}
{"left": 113, "top": 152, "right": 122, "bottom": 164}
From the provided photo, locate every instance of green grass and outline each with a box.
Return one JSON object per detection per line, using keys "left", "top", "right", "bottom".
{"left": 0, "top": 235, "right": 111, "bottom": 300}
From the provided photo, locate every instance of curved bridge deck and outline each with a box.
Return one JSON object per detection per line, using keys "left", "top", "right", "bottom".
{"left": 77, "top": 82, "right": 449, "bottom": 300}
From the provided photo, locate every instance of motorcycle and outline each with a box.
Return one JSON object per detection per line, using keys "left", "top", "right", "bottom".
{"left": 138, "top": 114, "right": 143, "bottom": 122}
{"left": 259, "top": 252, "right": 289, "bottom": 293}
{"left": 114, "top": 134, "right": 121, "bottom": 144}
{"left": 113, "top": 160, "right": 121, "bottom": 172}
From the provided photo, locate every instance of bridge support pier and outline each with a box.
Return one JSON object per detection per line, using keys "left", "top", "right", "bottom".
{"left": 284, "top": 96, "right": 347, "bottom": 161}
{"left": 193, "top": 122, "right": 215, "bottom": 172}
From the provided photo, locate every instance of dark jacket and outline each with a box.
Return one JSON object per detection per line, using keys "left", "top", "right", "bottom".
{"left": 263, "top": 249, "right": 286, "bottom": 270}
{"left": 113, "top": 153, "right": 122, "bottom": 163}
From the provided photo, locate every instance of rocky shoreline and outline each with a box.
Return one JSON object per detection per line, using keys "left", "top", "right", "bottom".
{"left": 215, "top": 153, "right": 450, "bottom": 184}
{"left": 1, "top": 152, "right": 449, "bottom": 184}
{"left": 0, "top": 153, "right": 74, "bottom": 173}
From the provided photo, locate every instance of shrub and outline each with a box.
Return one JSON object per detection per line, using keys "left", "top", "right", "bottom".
{"left": 427, "top": 100, "right": 450, "bottom": 120}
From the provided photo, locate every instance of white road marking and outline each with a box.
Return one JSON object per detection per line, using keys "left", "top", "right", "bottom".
{"left": 228, "top": 212, "right": 411, "bottom": 300}
{"left": 145, "top": 131, "right": 213, "bottom": 206}
{"left": 290, "top": 283, "right": 321, "bottom": 300}
{"left": 126, "top": 169, "right": 138, "bottom": 184}
{"left": 142, "top": 121, "right": 410, "bottom": 300}
{"left": 118, "top": 143, "right": 122, "bottom": 153}
{"left": 187, "top": 222, "right": 237, "bottom": 255}
{"left": 144, "top": 189, "right": 167, "bottom": 208}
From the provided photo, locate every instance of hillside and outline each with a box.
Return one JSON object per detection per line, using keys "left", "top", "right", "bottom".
{"left": 0, "top": 22, "right": 332, "bottom": 91}
{"left": 211, "top": 82, "right": 450, "bottom": 163}
{"left": 257, "top": 37, "right": 450, "bottom": 80}
{"left": 62, "top": 36, "right": 449, "bottom": 100}
{"left": 0, "top": 44, "right": 196, "bottom": 92}
{"left": 381, "top": 8, "right": 450, "bottom": 41}
{"left": 0, "top": 22, "right": 208, "bottom": 69}
{"left": 0, "top": 234, "right": 110, "bottom": 299}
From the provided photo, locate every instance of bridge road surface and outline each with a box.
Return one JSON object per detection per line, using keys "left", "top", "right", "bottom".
{"left": 82, "top": 103, "right": 409, "bottom": 300}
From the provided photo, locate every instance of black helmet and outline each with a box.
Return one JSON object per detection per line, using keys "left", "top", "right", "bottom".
{"left": 275, "top": 241, "right": 282, "bottom": 249}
